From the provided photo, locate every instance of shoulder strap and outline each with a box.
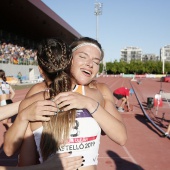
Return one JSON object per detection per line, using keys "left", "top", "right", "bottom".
{"left": 73, "top": 85, "right": 84, "bottom": 94}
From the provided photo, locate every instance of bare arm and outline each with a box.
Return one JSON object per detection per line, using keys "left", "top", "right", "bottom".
{"left": 90, "top": 83, "right": 127, "bottom": 145}
{"left": 0, "top": 101, "right": 20, "bottom": 121}
{"left": 3, "top": 82, "right": 50, "bottom": 156}
{"left": 93, "top": 86, "right": 127, "bottom": 145}
{"left": 54, "top": 83, "right": 127, "bottom": 145}
{"left": 9, "top": 85, "right": 15, "bottom": 99}
{"left": 3, "top": 97, "right": 57, "bottom": 156}
{"left": 126, "top": 96, "right": 130, "bottom": 110}
{"left": 18, "top": 123, "right": 38, "bottom": 166}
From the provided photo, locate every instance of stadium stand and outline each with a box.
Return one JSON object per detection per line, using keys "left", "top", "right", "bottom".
{"left": 0, "top": 0, "right": 81, "bottom": 83}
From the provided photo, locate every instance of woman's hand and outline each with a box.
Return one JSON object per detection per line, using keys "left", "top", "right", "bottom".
{"left": 1, "top": 152, "right": 84, "bottom": 170}
{"left": 20, "top": 100, "right": 58, "bottom": 122}
{"left": 42, "top": 152, "right": 84, "bottom": 170}
{"left": 54, "top": 91, "right": 96, "bottom": 113}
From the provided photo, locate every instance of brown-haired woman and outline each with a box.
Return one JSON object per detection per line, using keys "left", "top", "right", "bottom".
{"left": 4, "top": 37, "right": 127, "bottom": 170}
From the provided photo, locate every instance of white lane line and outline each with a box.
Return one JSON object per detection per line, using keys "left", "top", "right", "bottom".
{"left": 122, "top": 145, "right": 138, "bottom": 164}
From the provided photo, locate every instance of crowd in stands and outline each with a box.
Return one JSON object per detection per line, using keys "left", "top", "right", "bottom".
{"left": 0, "top": 41, "right": 38, "bottom": 65}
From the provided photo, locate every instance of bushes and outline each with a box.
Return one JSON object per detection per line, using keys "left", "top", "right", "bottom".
{"left": 102, "top": 60, "right": 168, "bottom": 74}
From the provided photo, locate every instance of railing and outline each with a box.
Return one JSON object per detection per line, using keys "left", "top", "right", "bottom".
{"left": 0, "top": 58, "right": 38, "bottom": 65}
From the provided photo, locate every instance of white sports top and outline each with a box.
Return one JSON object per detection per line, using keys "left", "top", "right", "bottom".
{"left": 0, "top": 80, "right": 10, "bottom": 95}
{"left": 33, "top": 85, "right": 101, "bottom": 166}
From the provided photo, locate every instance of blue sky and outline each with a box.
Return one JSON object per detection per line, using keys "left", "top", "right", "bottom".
{"left": 42, "top": 0, "right": 170, "bottom": 62}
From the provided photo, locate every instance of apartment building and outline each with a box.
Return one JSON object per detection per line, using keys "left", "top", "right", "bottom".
{"left": 160, "top": 45, "right": 170, "bottom": 62}
{"left": 142, "top": 54, "right": 159, "bottom": 61}
{"left": 120, "top": 46, "right": 142, "bottom": 63}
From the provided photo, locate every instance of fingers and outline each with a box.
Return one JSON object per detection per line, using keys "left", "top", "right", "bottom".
{"left": 57, "top": 100, "right": 72, "bottom": 110}
{"left": 36, "top": 100, "right": 56, "bottom": 107}
{"left": 55, "top": 96, "right": 73, "bottom": 106}
{"left": 55, "top": 92, "right": 80, "bottom": 106}
{"left": 64, "top": 159, "right": 84, "bottom": 170}
{"left": 40, "top": 106, "right": 58, "bottom": 114}
{"left": 44, "top": 153, "right": 84, "bottom": 170}
{"left": 58, "top": 152, "right": 71, "bottom": 158}
{"left": 54, "top": 92, "right": 72, "bottom": 101}
{"left": 25, "top": 100, "right": 59, "bottom": 122}
{"left": 34, "top": 110, "right": 58, "bottom": 121}
{"left": 55, "top": 153, "right": 84, "bottom": 170}
{"left": 61, "top": 156, "right": 84, "bottom": 170}
{"left": 36, "top": 115, "right": 51, "bottom": 121}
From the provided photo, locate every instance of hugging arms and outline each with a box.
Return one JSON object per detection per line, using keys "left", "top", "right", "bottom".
{"left": 3, "top": 37, "right": 127, "bottom": 169}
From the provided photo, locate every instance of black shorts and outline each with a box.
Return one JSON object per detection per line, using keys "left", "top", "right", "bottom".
{"left": 6, "top": 99, "right": 13, "bottom": 104}
{"left": 113, "top": 93, "right": 124, "bottom": 100}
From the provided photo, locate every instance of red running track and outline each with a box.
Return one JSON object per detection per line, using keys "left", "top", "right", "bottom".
{"left": 0, "top": 78, "right": 170, "bottom": 170}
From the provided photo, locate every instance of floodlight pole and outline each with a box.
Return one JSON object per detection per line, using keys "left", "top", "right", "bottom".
{"left": 162, "top": 49, "right": 165, "bottom": 74}
{"left": 94, "top": 1, "right": 105, "bottom": 73}
{"left": 94, "top": 1, "right": 102, "bottom": 42}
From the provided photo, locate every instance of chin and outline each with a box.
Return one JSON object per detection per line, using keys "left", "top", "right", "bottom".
{"left": 77, "top": 80, "right": 91, "bottom": 85}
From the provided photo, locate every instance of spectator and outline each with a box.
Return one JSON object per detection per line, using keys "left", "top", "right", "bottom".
{"left": 0, "top": 40, "right": 38, "bottom": 65}
{"left": 0, "top": 69, "right": 15, "bottom": 129}
{"left": 113, "top": 87, "right": 133, "bottom": 112}
{"left": 17, "top": 72, "right": 22, "bottom": 83}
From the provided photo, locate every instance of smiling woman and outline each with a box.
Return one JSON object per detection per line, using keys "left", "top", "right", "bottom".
{"left": 70, "top": 37, "right": 104, "bottom": 86}
{"left": 4, "top": 37, "right": 127, "bottom": 170}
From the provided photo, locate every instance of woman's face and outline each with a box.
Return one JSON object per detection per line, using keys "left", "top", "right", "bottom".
{"left": 71, "top": 45, "right": 101, "bottom": 85}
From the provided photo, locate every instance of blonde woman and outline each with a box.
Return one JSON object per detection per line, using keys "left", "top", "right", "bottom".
{"left": 4, "top": 37, "right": 127, "bottom": 169}
{"left": 1, "top": 101, "right": 83, "bottom": 170}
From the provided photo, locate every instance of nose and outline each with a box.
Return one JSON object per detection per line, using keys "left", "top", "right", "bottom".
{"left": 85, "top": 59, "right": 93, "bottom": 68}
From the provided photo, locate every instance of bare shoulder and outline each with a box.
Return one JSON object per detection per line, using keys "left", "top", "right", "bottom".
{"left": 94, "top": 81, "right": 112, "bottom": 95}
{"left": 87, "top": 81, "right": 111, "bottom": 106}
{"left": 26, "top": 82, "right": 46, "bottom": 98}
{"left": 92, "top": 81, "right": 114, "bottom": 104}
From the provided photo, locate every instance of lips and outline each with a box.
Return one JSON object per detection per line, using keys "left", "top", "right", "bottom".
{"left": 81, "top": 68, "right": 92, "bottom": 76}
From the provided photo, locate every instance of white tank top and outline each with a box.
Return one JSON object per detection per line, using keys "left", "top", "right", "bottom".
{"left": 33, "top": 85, "right": 101, "bottom": 166}
{"left": 0, "top": 80, "right": 10, "bottom": 95}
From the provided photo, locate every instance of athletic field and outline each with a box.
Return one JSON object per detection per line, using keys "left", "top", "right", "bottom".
{"left": 0, "top": 77, "right": 169, "bottom": 170}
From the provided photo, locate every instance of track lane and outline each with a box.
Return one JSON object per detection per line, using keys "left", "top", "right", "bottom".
{"left": 0, "top": 78, "right": 170, "bottom": 170}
